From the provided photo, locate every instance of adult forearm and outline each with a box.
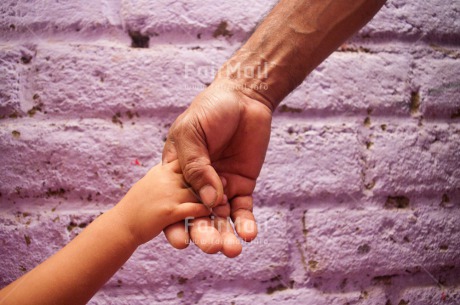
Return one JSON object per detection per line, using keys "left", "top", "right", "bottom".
{"left": 217, "top": 0, "right": 386, "bottom": 110}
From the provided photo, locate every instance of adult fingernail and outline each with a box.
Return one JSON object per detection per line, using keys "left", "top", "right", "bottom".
{"left": 199, "top": 185, "right": 217, "bottom": 207}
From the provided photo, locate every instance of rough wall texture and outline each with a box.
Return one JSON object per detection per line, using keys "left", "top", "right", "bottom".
{"left": 1, "top": 1, "right": 460, "bottom": 304}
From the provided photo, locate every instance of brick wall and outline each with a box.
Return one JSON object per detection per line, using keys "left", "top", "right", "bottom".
{"left": 1, "top": 1, "right": 460, "bottom": 304}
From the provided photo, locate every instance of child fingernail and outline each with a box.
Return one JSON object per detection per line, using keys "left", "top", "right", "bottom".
{"left": 220, "top": 176, "right": 227, "bottom": 188}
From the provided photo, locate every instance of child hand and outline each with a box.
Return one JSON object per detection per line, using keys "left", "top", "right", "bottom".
{"left": 113, "top": 160, "right": 211, "bottom": 246}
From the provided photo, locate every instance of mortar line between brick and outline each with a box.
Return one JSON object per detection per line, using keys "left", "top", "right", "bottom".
{"left": 1, "top": 115, "right": 459, "bottom": 126}
{"left": 1, "top": 193, "right": 456, "bottom": 213}
{"left": 1, "top": 34, "right": 460, "bottom": 49}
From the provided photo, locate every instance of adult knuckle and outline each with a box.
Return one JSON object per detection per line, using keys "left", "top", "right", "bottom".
{"left": 183, "top": 159, "right": 207, "bottom": 183}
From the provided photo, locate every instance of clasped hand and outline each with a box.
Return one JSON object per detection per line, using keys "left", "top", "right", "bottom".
{"left": 162, "top": 78, "right": 272, "bottom": 258}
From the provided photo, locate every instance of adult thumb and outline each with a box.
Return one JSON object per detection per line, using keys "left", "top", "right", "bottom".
{"left": 171, "top": 123, "right": 223, "bottom": 208}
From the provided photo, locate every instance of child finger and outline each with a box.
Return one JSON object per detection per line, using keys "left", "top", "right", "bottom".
{"left": 176, "top": 202, "right": 212, "bottom": 220}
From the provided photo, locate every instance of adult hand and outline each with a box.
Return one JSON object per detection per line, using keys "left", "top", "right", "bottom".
{"left": 161, "top": 0, "right": 386, "bottom": 257}
{"left": 162, "top": 78, "right": 272, "bottom": 257}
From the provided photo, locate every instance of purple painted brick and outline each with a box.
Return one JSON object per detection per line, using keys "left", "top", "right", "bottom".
{"left": 1, "top": 0, "right": 460, "bottom": 304}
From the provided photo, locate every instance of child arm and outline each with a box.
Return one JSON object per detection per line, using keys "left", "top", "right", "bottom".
{"left": 0, "top": 161, "right": 210, "bottom": 305}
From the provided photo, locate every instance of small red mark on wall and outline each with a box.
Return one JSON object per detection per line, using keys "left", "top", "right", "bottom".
{"left": 133, "top": 159, "right": 141, "bottom": 166}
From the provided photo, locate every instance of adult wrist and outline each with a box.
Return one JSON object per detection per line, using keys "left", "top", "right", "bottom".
{"left": 215, "top": 51, "right": 292, "bottom": 112}
{"left": 212, "top": 74, "right": 274, "bottom": 112}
